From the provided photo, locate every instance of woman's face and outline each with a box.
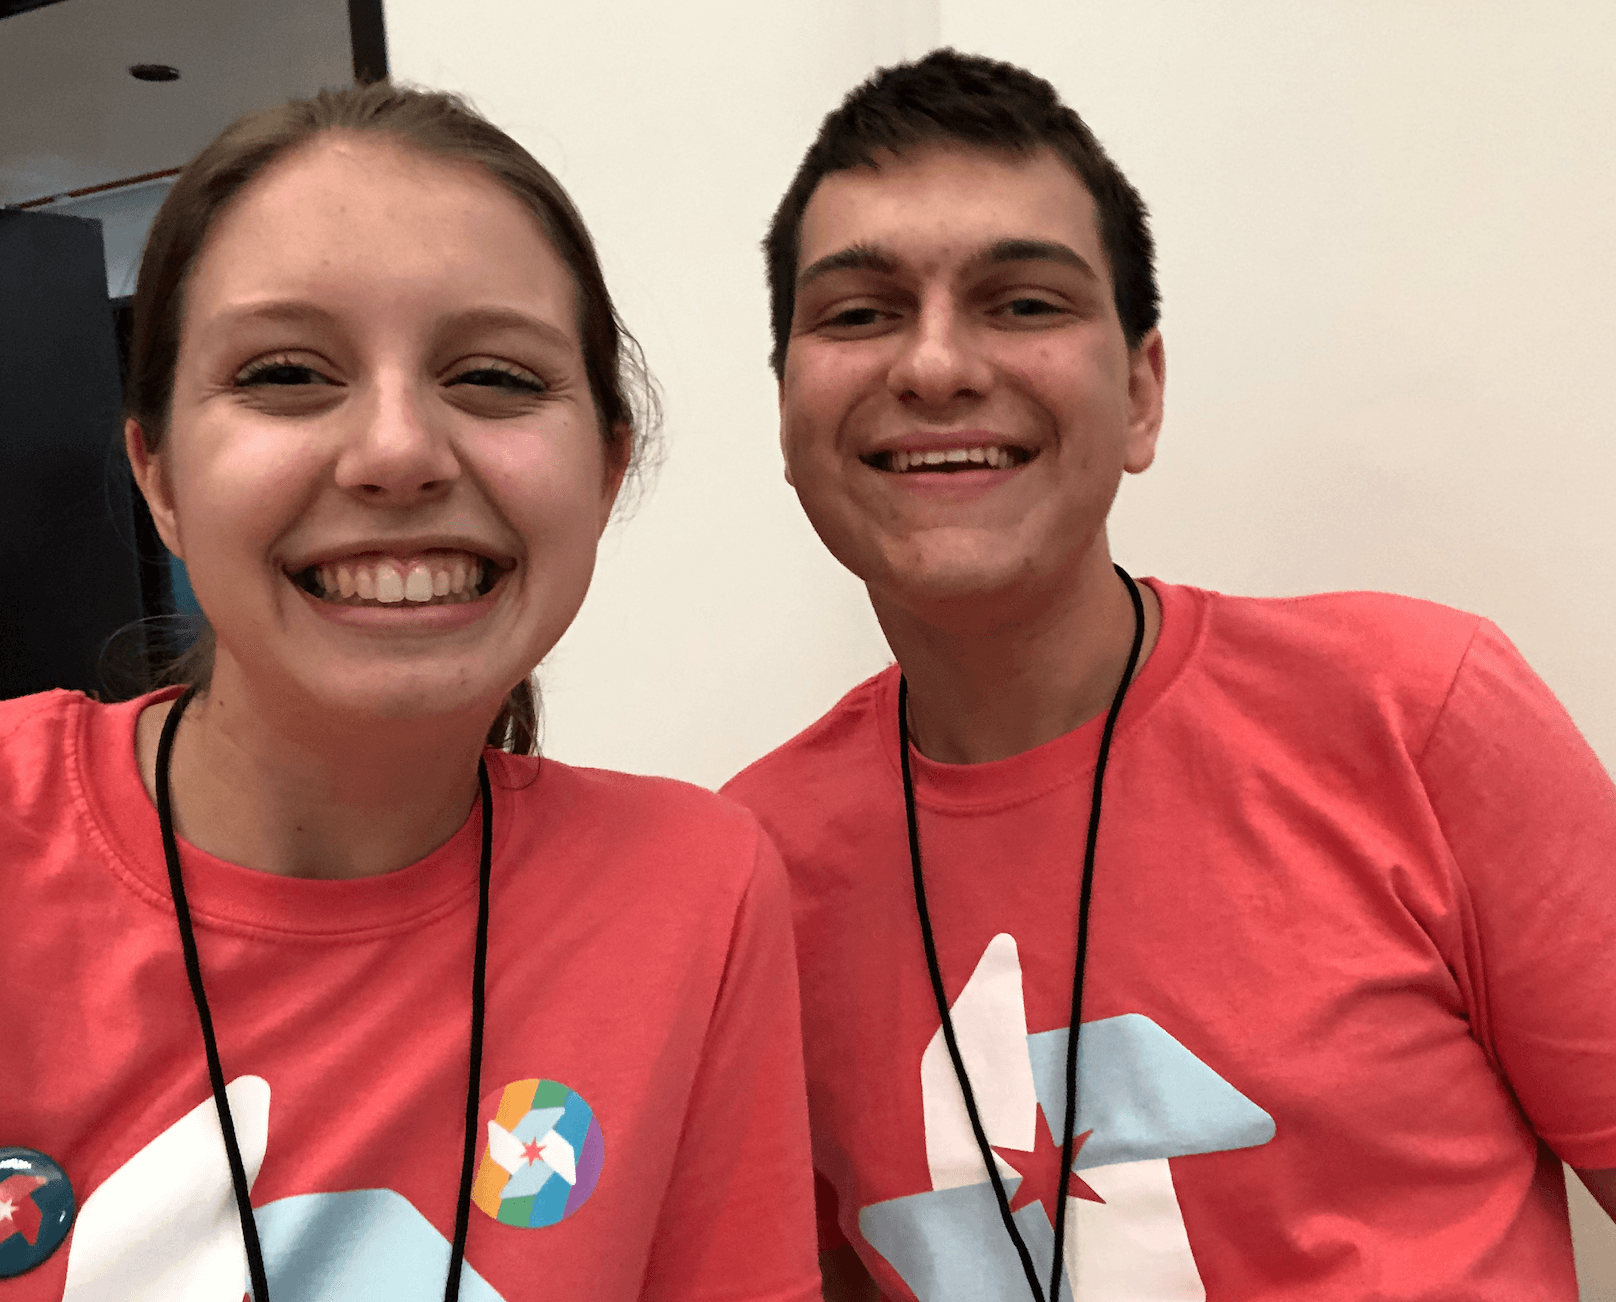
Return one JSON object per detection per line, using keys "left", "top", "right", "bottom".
{"left": 131, "top": 132, "right": 626, "bottom": 727}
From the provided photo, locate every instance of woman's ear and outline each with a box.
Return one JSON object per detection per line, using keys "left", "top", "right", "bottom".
{"left": 125, "top": 418, "right": 183, "bottom": 558}
{"left": 598, "top": 423, "right": 634, "bottom": 531}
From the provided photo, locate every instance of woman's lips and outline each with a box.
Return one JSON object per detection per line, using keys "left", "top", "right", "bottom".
{"left": 289, "top": 550, "right": 495, "bottom": 607}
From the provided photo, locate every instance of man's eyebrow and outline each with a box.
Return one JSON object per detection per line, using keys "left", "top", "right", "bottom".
{"left": 796, "top": 239, "right": 1101, "bottom": 292}
{"left": 978, "top": 238, "right": 1101, "bottom": 281}
{"left": 796, "top": 243, "right": 898, "bottom": 290}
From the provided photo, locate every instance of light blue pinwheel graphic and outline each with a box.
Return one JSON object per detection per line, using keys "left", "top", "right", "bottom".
{"left": 497, "top": 1106, "right": 567, "bottom": 1199}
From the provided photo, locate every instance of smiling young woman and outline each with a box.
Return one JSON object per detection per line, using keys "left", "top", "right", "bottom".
{"left": 0, "top": 84, "right": 819, "bottom": 1302}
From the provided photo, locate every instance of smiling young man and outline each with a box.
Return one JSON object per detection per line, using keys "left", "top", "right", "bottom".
{"left": 721, "top": 50, "right": 1616, "bottom": 1301}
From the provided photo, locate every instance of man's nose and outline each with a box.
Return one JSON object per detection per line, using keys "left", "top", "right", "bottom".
{"left": 886, "top": 298, "right": 993, "bottom": 409}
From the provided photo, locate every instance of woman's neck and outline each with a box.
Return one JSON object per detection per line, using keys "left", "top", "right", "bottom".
{"left": 135, "top": 667, "right": 495, "bottom": 880}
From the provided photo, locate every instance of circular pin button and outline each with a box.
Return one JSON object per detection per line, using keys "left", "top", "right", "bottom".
{"left": 0, "top": 1148, "right": 75, "bottom": 1277}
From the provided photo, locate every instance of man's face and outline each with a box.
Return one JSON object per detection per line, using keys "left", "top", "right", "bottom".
{"left": 779, "top": 145, "right": 1164, "bottom": 632}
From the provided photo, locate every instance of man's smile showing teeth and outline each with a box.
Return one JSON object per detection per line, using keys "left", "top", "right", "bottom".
{"left": 866, "top": 446, "right": 1033, "bottom": 473}
{"left": 291, "top": 552, "right": 499, "bottom": 606}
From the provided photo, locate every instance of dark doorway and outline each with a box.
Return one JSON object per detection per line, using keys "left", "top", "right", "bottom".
{"left": 0, "top": 208, "right": 146, "bottom": 699}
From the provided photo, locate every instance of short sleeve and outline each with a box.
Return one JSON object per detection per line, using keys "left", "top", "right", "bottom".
{"left": 638, "top": 831, "right": 821, "bottom": 1302}
{"left": 1417, "top": 620, "right": 1616, "bottom": 1168}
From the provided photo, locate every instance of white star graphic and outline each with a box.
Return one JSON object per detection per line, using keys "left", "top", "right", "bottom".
{"left": 0, "top": 1195, "right": 14, "bottom": 1224}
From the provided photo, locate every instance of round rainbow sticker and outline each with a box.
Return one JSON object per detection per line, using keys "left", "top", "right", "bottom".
{"left": 473, "top": 1079, "right": 605, "bottom": 1227}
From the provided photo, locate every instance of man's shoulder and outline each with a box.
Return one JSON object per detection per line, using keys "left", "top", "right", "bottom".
{"left": 1192, "top": 582, "right": 1479, "bottom": 644}
{"left": 721, "top": 665, "right": 897, "bottom": 814}
{"left": 1184, "top": 583, "right": 1485, "bottom": 687}
{"left": 1164, "top": 582, "right": 1508, "bottom": 764}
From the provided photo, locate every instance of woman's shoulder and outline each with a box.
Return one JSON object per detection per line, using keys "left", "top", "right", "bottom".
{"left": 0, "top": 686, "right": 87, "bottom": 737}
{"left": 0, "top": 689, "right": 101, "bottom": 785}
{"left": 0, "top": 690, "right": 149, "bottom": 844}
{"left": 487, "top": 754, "right": 780, "bottom": 916}
{"left": 491, "top": 751, "right": 766, "bottom": 854}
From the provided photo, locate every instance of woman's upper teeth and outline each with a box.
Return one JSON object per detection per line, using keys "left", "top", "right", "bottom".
{"left": 309, "top": 552, "right": 487, "bottom": 604}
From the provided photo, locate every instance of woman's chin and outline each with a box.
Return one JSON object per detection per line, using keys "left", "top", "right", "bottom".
{"left": 213, "top": 657, "right": 520, "bottom": 739}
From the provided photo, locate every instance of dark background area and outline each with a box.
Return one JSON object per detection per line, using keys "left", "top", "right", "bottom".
{"left": 0, "top": 0, "right": 383, "bottom": 700}
{"left": 0, "top": 208, "right": 147, "bottom": 698}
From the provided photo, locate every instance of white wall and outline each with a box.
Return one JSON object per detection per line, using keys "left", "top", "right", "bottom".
{"left": 387, "top": 0, "right": 927, "bottom": 790}
{"left": 386, "top": 3, "right": 1615, "bottom": 1288}
{"left": 387, "top": 0, "right": 1616, "bottom": 788}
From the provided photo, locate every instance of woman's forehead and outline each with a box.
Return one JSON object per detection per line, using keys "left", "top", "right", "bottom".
{"left": 181, "top": 133, "right": 574, "bottom": 341}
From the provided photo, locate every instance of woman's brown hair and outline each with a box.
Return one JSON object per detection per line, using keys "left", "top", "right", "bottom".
{"left": 125, "top": 81, "right": 659, "bottom": 754}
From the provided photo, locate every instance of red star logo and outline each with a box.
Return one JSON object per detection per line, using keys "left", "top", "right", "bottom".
{"left": 992, "top": 1124, "right": 1104, "bottom": 1228}
{"left": 0, "top": 1173, "right": 47, "bottom": 1247}
{"left": 522, "top": 1139, "right": 545, "bottom": 1165}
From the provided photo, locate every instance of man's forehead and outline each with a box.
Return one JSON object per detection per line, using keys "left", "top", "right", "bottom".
{"left": 795, "top": 144, "right": 1103, "bottom": 276}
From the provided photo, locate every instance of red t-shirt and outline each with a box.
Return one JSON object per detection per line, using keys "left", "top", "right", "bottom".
{"left": 1, "top": 689, "right": 819, "bottom": 1302}
{"left": 722, "top": 580, "right": 1616, "bottom": 1300}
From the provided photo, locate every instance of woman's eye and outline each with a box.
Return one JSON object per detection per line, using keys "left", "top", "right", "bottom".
{"left": 235, "top": 361, "right": 329, "bottom": 386}
{"left": 449, "top": 366, "right": 546, "bottom": 394}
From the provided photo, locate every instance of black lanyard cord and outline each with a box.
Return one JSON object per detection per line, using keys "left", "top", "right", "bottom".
{"left": 446, "top": 759, "right": 493, "bottom": 1301}
{"left": 900, "top": 564, "right": 1145, "bottom": 1302}
{"left": 155, "top": 688, "right": 490, "bottom": 1302}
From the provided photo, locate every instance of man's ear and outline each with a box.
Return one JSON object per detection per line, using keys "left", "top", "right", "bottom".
{"left": 598, "top": 423, "right": 634, "bottom": 531}
{"left": 1123, "top": 328, "right": 1166, "bottom": 475}
{"left": 125, "top": 418, "right": 183, "bottom": 557}
{"left": 777, "top": 378, "right": 795, "bottom": 488}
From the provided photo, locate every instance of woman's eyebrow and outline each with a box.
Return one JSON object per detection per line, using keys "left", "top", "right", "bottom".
{"left": 441, "top": 306, "right": 575, "bottom": 351}
{"left": 205, "top": 301, "right": 576, "bottom": 352}
{"left": 211, "top": 299, "right": 341, "bottom": 330}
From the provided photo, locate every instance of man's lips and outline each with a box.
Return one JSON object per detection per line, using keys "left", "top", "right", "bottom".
{"left": 861, "top": 441, "right": 1036, "bottom": 473}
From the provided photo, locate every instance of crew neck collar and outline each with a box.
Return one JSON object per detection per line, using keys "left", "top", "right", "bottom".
{"left": 876, "top": 577, "right": 1203, "bottom": 813}
{"left": 67, "top": 687, "right": 514, "bottom": 940}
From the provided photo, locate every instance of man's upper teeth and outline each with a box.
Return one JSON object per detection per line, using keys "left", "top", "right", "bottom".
{"left": 891, "top": 446, "right": 1015, "bottom": 471}
{"left": 311, "top": 554, "right": 486, "bottom": 605}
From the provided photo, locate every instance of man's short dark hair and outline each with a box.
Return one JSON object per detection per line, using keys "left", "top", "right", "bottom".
{"left": 763, "top": 48, "right": 1160, "bottom": 378}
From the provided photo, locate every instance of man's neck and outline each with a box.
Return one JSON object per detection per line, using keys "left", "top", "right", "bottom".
{"left": 135, "top": 663, "right": 496, "bottom": 881}
{"left": 873, "top": 553, "right": 1161, "bottom": 766}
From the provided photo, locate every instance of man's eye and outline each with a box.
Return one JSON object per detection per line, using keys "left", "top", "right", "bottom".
{"left": 1004, "top": 297, "right": 1062, "bottom": 318}
{"left": 449, "top": 367, "right": 546, "bottom": 393}
{"left": 235, "top": 361, "right": 328, "bottom": 386}
{"left": 826, "top": 307, "right": 883, "bottom": 329}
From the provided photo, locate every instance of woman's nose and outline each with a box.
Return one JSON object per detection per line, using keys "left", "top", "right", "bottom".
{"left": 332, "top": 379, "right": 460, "bottom": 503}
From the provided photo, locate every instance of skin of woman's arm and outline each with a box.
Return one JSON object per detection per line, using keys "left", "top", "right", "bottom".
{"left": 821, "top": 1244, "right": 881, "bottom": 1302}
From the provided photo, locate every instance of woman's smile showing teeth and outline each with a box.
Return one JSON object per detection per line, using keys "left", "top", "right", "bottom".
{"left": 292, "top": 551, "right": 501, "bottom": 607}
{"left": 296, "top": 552, "right": 496, "bottom": 607}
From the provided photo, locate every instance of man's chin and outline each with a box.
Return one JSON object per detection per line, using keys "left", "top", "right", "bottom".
{"left": 866, "top": 564, "right": 1053, "bottom": 637}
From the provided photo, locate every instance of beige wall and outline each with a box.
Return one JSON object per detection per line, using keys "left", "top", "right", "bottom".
{"left": 385, "top": 1, "right": 1615, "bottom": 1290}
